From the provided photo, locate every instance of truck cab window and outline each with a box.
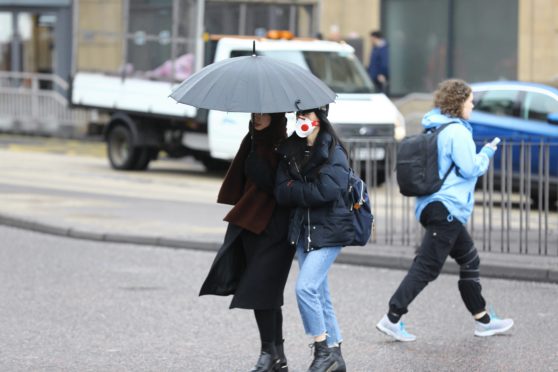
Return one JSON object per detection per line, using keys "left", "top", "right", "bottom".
{"left": 260, "top": 50, "right": 373, "bottom": 94}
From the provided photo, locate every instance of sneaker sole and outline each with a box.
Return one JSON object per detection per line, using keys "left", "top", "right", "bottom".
{"left": 376, "top": 323, "right": 416, "bottom": 342}
{"left": 474, "top": 320, "right": 514, "bottom": 337}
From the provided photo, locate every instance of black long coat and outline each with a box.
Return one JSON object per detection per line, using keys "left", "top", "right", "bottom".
{"left": 199, "top": 125, "right": 294, "bottom": 309}
{"left": 199, "top": 206, "right": 293, "bottom": 309}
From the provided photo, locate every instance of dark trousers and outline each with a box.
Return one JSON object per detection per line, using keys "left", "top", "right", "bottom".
{"left": 254, "top": 308, "right": 283, "bottom": 345}
{"left": 389, "top": 202, "right": 486, "bottom": 316}
{"left": 373, "top": 78, "right": 389, "bottom": 96}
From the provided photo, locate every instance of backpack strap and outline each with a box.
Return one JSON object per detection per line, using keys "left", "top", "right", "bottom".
{"left": 424, "top": 122, "right": 454, "bottom": 134}
{"left": 431, "top": 122, "right": 458, "bottom": 184}
{"left": 441, "top": 163, "right": 455, "bottom": 183}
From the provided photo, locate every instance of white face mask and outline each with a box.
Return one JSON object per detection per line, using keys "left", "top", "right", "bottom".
{"left": 293, "top": 118, "right": 319, "bottom": 138}
{"left": 285, "top": 112, "right": 296, "bottom": 137}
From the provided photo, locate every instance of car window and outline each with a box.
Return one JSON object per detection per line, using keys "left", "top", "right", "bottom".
{"left": 522, "top": 92, "right": 558, "bottom": 121}
{"left": 472, "top": 91, "right": 485, "bottom": 106}
{"left": 475, "top": 90, "right": 519, "bottom": 117}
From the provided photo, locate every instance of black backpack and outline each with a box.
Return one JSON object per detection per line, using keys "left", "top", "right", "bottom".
{"left": 347, "top": 169, "right": 374, "bottom": 246}
{"left": 396, "top": 123, "right": 455, "bottom": 197}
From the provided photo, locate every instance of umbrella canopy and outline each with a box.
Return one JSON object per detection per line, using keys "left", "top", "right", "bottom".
{"left": 169, "top": 55, "right": 336, "bottom": 113}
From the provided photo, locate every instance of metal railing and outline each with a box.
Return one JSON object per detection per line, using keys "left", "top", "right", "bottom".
{"left": 345, "top": 138, "right": 558, "bottom": 256}
{"left": 0, "top": 71, "right": 90, "bottom": 135}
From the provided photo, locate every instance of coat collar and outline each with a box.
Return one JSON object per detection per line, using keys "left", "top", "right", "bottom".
{"left": 277, "top": 131, "right": 334, "bottom": 173}
{"left": 312, "top": 131, "right": 334, "bottom": 163}
{"left": 278, "top": 131, "right": 333, "bottom": 159}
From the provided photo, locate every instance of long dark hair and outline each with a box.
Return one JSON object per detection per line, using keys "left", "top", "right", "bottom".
{"left": 249, "top": 113, "right": 287, "bottom": 147}
{"left": 314, "top": 109, "right": 348, "bottom": 158}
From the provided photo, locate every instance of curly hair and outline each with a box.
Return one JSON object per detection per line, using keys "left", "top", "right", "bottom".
{"left": 434, "top": 79, "right": 472, "bottom": 118}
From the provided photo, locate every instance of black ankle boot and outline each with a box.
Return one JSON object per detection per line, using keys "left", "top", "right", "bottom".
{"left": 275, "top": 340, "right": 288, "bottom": 371}
{"left": 329, "top": 344, "right": 346, "bottom": 372}
{"left": 307, "top": 340, "right": 338, "bottom": 372}
{"left": 250, "top": 342, "right": 279, "bottom": 372}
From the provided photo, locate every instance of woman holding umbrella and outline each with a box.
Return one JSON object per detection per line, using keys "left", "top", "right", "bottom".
{"left": 275, "top": 105, "right": 350, "bottom": 372}
{"left": 200, "top": 112, "right": 295, "bottom": 372}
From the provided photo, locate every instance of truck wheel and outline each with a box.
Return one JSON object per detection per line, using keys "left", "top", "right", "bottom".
{"left": 107, "top": 125, "right": 140, "bottom": 170}
{"left": 134, "top": 147, "right": 158, "bottom": 170}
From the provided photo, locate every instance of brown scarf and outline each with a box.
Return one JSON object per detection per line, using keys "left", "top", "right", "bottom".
{"left": 217, "top": 115, "right": 286, "bottom": 234}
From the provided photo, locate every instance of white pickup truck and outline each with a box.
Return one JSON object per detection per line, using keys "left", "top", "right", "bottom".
{"left": 71, "top": 34, "right": 405, "bottom": 172}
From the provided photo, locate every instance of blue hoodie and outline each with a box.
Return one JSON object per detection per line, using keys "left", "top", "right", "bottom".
{"left": 415, "top": 108, "right": 491, "bottom": 224}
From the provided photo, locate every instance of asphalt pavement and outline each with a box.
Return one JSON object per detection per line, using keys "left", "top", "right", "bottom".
{"left": 2, "top": 225, "right": 557, "bottom": 372}
{"left": 1, "top": 136, "right": 558, "bottom": 371}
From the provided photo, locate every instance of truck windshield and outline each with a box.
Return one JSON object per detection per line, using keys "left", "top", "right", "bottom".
{"left": 260, "top": 50, "right": 374, "bottom": 94}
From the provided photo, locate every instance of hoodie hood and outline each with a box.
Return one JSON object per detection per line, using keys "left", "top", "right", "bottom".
{"left": 422, "top": 108, "right": 472, "bottom": 132}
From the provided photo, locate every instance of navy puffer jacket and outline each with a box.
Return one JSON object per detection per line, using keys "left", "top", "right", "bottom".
{"left": 275, "top": 131, "right": 353, "bottom": 252}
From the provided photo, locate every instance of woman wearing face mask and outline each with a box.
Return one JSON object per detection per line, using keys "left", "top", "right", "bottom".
{"left": 200, "top": 113, "right": 295, "bottom": 372}
{"left": 275, "top": 106, "right": 350, "bottom": 372}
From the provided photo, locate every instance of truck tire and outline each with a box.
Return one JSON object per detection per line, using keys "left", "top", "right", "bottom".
{"left": 134, "top": 147, "right": 158, "bottom": 170}
{"left": 107, "top": 125, "right": 140, "bottom": 170}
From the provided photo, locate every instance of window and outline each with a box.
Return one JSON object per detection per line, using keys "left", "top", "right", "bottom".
{"left": 0, "top": 13, "right": 11, "bottom": 70}
{"left": 453, "top": 0, "right": 517, "bottom": 83}
{"left": 475, "top": 90, "right": 519, "bottom": 117}
{"left": 383, "top": 0, "right": 518, "bottom": 95}
{"left": 205, "top": 3, "right": 240, "bottom": 35}
{"left": 244, "top": 4, "right": 290, "bottom": 35}
{"left": 123, "top": 0, "right": 198, "bottom": 81}
{"left": 261, "top": 50, "right": 373, "bottom": 94}
{"left": 384, "top": 0, "right": 449, "bottom": 95}
{"left": 204, "top": 2, "right": 314, "bottom": 37}
{"left": 126, "top": 0, "right": 172, "bottom": 79}
{"left": 522, "top": 92, "right": 558, "bottom": 122}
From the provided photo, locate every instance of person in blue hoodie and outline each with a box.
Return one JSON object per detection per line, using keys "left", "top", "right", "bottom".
{"left": 376, "top": 79, "right": 514, "bottom": 342}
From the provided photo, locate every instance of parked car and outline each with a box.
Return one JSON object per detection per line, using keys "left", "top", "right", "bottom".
{"left": 469, "top": 81, "right": 558, "bottom": 207}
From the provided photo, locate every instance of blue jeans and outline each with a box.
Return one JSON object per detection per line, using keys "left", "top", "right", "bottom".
{"left": 295, "top": 242, "right": 342, "bottom": 347}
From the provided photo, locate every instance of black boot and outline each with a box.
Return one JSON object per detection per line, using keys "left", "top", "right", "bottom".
{"left": 250, "top": 342, "right": 279, "bottom": 372}
{"left": 307, "top": 340, "right": 338, "bottom": 372}
{"left": 329, "top": 344, "right": 346, "bottom": 372}
{"left": 275, "top": 340, "right": 288, "bottom": 371}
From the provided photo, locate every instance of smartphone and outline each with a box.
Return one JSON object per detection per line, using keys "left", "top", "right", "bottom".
{"left": 489, "top": 137, "right": 501, "bottom": 147}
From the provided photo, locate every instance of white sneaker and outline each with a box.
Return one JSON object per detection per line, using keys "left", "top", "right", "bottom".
{"left": 376, "top": 314, "right": 416, "bottom": 342}
{"left": 474, "top": 314, "right": 514, "bottom": 337}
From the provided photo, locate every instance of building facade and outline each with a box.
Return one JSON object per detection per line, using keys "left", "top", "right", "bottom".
{"left": 320, "top": 0, "right": 558, "bottom": 95}
{"left": 0, "top": 0, "right": 556, "bottom": 95}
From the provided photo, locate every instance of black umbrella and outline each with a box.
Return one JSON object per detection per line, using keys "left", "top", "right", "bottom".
{"left": 170, "top": 44, "right": 336, "bottom": 113}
